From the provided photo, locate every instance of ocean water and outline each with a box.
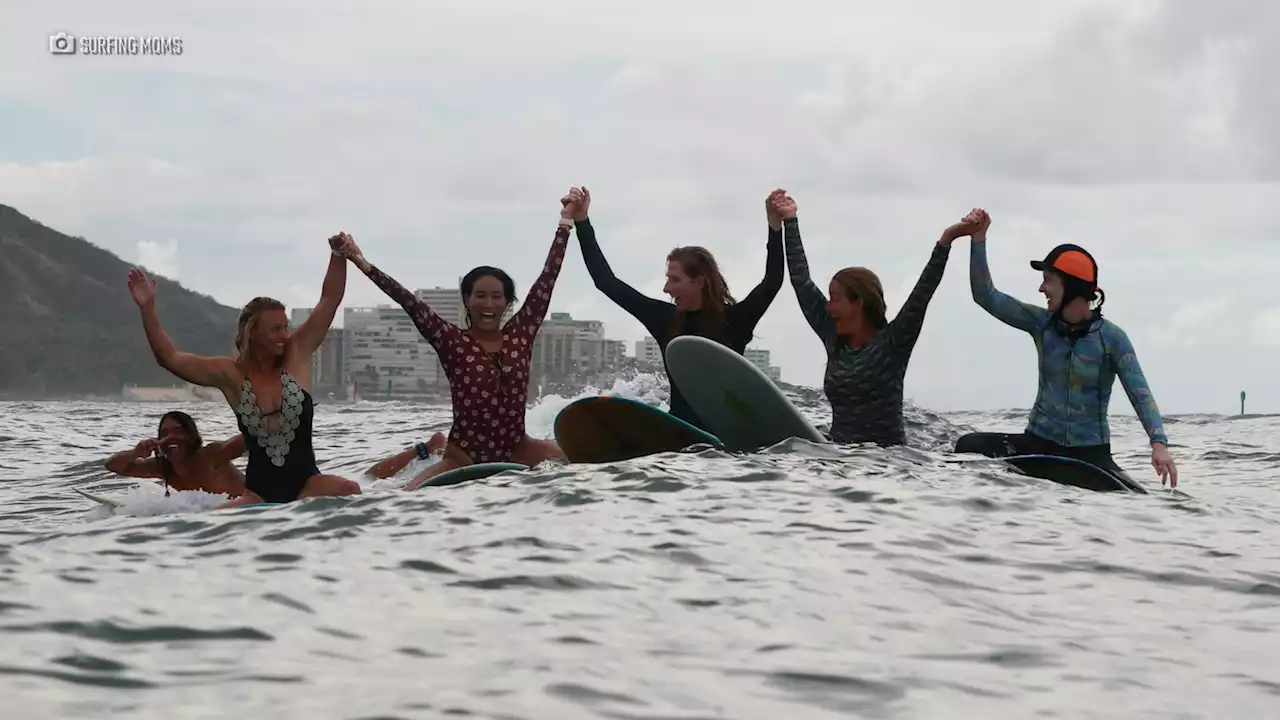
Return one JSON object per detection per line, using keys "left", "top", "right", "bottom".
{"left": 0, "top": 373, "right": 1277, "bottom": 719}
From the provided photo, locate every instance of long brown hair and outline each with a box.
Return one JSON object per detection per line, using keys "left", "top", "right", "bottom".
{"left": 234, "top": 296, "right": 287, "bottom": 362}
{"left": 665, "top": 246, "right": 736, "bottom": 343}
{"left": 829, "top": 267, "right": 887, "bottom": 352}
{"left": 156, "top": 411, "right": 203, "bottom": 482}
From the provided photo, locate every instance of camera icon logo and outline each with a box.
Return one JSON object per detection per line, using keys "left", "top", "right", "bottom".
{"left": 49, "top": 32, "right": 77, "bottom": 55}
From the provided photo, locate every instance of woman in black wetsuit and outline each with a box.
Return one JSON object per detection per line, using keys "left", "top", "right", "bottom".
{"left": 572, "top": 188, "right": 785, "bottom": 431}
{"left": 127, "top": 234, "right": 363, "bottom": 508}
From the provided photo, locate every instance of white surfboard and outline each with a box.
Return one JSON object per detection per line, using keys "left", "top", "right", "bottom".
{"left": 664, "top": 335, "right": 827, "bottom": 452}
{"left": 73, "top": 486, "right": 124, "bottom": 508}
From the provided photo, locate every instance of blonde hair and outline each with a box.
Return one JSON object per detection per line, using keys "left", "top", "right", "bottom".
{"left": 234, "top": 296, "right": 287, "bottom": 361}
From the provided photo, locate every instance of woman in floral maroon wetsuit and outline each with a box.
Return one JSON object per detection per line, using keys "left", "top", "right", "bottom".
{"left": 336, "top": 189, "right": 582, "bottom": 489}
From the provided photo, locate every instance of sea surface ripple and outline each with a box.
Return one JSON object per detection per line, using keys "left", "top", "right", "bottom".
{"left": 1, "top": 374, "right": 1278, "bottom": 719}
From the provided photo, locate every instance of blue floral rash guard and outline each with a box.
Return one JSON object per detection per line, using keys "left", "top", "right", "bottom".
{"left": 968, "top": 241, "right": 1169, "bottom": 447}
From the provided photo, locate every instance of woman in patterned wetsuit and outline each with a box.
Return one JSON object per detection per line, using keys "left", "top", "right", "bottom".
{"left": 334, "top": 189, "right": 582, "bottom": 490}
{"left": 127, "top": 234, "right": 363, "bottom": 508}
{"left": 772, "top": 192, "right": 972, "bottom": 446}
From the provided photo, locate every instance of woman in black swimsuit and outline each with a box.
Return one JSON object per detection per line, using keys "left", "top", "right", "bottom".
{"left": 126, "top": 233, "right": 362, "bottom": 507}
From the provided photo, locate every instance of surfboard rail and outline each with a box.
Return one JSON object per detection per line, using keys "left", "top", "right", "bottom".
{"left": 418, "top": 462, "right": 529, "bottom": 488}
{"left": 1003, "top": 454, "right": 1147, "bottom": 494}
{"left": 553, "top": 394, "right": 721, "bottom": 463}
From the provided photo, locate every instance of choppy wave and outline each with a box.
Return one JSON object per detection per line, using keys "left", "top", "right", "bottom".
{"left": 1, "top": 372, "right": 1278, "bottom": 718}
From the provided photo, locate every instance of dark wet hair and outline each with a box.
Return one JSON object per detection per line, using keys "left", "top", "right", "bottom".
{"left": 460, "top": 266, "right": 518, "bottom": 327}
{"left": 235, "top": 296, "right": 287, "bottom": 357}
{"left": 832, "top": 267, "right": 888, "bottom": 330}
{"left": 156, "top": 411, "right": 203, "bottom": 486}
{"left": 1056, "top": 271, "right": 1107, "bottom": 315}
{"left": 665, "top": 246, "right": 737, "bottom": 344}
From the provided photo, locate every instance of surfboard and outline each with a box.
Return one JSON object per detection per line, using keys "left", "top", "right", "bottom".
{"left": 553, "top": 395, "right": 723, "bottom": 463}
{"left": 664, "top": 335, "right": 827, "bottom": 452}
{"left": 418, "top": 462, "right": 528, "bottom": 489}
{"left": 1004, "top": 454, "right": 1147, "bottom": 494}
{"left": 73, "top": 486, "right": 124, "bottom": 508}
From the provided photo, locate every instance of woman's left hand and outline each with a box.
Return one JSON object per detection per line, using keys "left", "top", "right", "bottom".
{"left": 1151, "top": 443, "right": 1178, "bottom": 487}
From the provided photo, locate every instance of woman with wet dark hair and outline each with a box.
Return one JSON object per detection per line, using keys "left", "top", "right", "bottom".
{"left": 103, "top": 411, "right": 247, "bottom": 497}
{"left": 335, "top": 189, "right": 581, "bottom": 489}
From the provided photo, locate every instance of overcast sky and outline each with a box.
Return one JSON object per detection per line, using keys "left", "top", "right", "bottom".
{"left": 2, "top": 1, "right": 1276, "bottom": 414}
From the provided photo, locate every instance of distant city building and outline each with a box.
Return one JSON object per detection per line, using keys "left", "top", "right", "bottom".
{"left": 416, "top": 287, "right": 465, "bottom": 328}
{"left": 290, "top": 308, "right": 346, "bottom": 391}
{"left": 635, "top": 336, "right": 662, "bottom": 368}
{"left": 744, "top": 347, "right": 782, "bottom": 382}
{"left": 343, "top": 305, "right": 438, "bottom": 400}
{"left": 531, "top": 312, "right": 625, "bottom": 389}
{"left": 329, "top": 299, "right": 626, "bottom": 400}
{"left": 315, "top": 328, "right": 345, "bottom": 388}
{"left": 338, "top": 287, "right": 466, "bottom": 400}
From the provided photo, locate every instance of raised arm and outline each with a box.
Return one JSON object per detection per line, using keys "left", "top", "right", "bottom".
{"left": 338, "top": 238, "right": 458, "bottom": 348}
{"left": 729, "top": 215, "right": 785, "bottom": 335}
{"left": 883, "top": 221, "right": 969, "bottom": 351}
{"left": 104, "top": 437, "right": 163, "bottom": 478}
{"left": 773, "top": 195, "right": 838, "bottom": 347}
{"left": 127, "top": 268, "right": 235, "bottom": 390}
{"left": 289, "top": 236, "right": 348, "bottom": 358}
{"left": 571, "top": 188, "right": 674, "bottom": 337}
{"left": 1106, "top": 325, "right": 1169, "bottom": 447}
{"left": 968, "top": 213, "right": 1049, "bottom": 333}
{"left": 510, "top": 215, "right": 573, "bottom": 334}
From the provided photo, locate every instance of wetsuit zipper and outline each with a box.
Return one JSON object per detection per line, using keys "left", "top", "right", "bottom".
{"left": 1064, "top": 342, "right": 1075, "bottom": 446}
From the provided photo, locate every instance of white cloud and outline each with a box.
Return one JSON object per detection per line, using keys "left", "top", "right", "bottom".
{"left": 136, "top": 238, "right": 178, "bottom": 280}
{"left": 0, "top": 0, "right": 1277, "bottom": 413}
{"left": 1250, "top": 307, "right": 1280, "bottom": 346}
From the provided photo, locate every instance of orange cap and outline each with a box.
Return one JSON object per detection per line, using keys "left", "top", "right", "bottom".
{"left": 1030, "top": 244, "right": 1097, "bottom": 286}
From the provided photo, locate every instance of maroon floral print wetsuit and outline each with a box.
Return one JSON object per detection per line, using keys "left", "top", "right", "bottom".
{"left": 362, "top": 224, "right": 571, "bottom": 462}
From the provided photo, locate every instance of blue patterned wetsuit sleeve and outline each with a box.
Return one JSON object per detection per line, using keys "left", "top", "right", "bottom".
{"left": 1105, "top": 324, "right": 1169, "bottom": 446}
{"left": 969, "top": 241, "right": 1049, "bottom": 333}
{"left": 782, "top": 217, "right": 838, "bottom": 347}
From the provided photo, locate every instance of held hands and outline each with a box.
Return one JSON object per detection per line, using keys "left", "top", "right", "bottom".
{"left": 560, "top": 186, "right": 588, "bottom": 221}
{"left": 127, "top": 267, "right": 158, "bottom": 308}
{"left": 1151, "top": 443, "right": 1178, "bottom": 488}
{"left": 765, "top": 189, "right": 785, "bottom": 230}
{"left": 770, "top": 191, "right": 797, "bottom": 219}
{"left": 940, "top": 208, "right": 991, "bottom": 245}
{"left": 330, "top": 232, "right": 369, "bottom": 271}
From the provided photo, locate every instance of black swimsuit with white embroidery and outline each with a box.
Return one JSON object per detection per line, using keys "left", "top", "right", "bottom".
{"left": 235, "top": 372, "right": 319, "bottom": 503}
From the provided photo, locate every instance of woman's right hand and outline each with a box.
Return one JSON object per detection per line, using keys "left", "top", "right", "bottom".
{"left": 133, "top": 437, "right": 161, "bottom": 457}
{"left": 331, "top": 232, "right": 368, "bottom": 270}
{"left": 561, "top": 186, "right": 586, "bottom": 220}
{"left": 766, "top": 189, "right": 785, "bottom": 230}
{"left": 971, "top": 208, "right": 991, "bottom": 240}
{"left": 127, "top": 267, "right": 157, "bottom": 308}
{"left": 771, "top": 192, "right": 797, "bottom": 219}
{"left": 940, "top": 208, "right": 989, "bottom": 245}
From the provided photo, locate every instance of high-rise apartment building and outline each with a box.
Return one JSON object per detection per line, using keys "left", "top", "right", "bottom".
{"left": 744, "top": 347, "right": 782, "bottom": 382}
